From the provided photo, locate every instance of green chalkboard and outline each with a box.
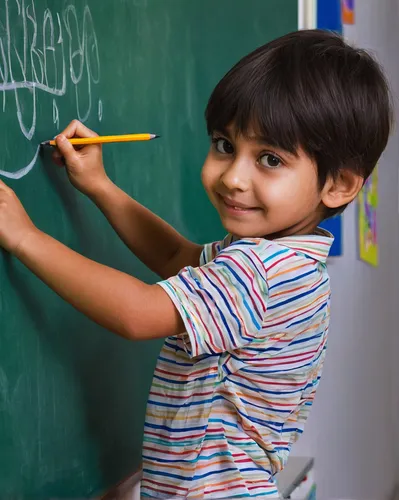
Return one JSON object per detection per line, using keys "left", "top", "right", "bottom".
{"left": 0, "top": 0, "right": 297, "bottom": 496}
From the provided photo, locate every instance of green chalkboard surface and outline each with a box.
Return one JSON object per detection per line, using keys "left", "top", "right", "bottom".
{"left": 0, "top": 0, "right": 297, "bottom": 496}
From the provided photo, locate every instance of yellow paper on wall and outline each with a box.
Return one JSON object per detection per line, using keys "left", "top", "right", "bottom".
{"left": 358, "top": 167, "right": 378, "bottom": 266}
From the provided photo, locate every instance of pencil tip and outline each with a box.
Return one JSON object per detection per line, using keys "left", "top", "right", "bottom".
{"left": 40, "top": 141, "right": 50, "bottom": 146}
{"left": 152, "top": 134, "right": 160, "bottom": 140}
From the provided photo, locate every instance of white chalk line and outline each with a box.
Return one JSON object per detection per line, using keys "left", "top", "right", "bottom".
{"left": 0, "top": 144, "right": 40, "bottom": 179}
{"left": 0, "top": 2, "right": 101, "bottom": 179}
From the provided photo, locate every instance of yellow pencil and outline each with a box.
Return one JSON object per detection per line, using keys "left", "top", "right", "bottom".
{"left": 41, "top": 133, "right": 159, "bottom": 147}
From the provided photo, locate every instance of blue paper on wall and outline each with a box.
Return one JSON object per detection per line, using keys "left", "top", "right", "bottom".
{"left": 317, "top": 0, "right": 343, "bottom": 33}
{"left": 319, "top": 216, "right": 342, "bottom": 256}
{"left": 316, "top": 0, "right": 343, "bottom": 257}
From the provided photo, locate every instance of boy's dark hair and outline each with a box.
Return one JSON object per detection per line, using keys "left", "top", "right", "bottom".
{"left": 205, "top": 29, "right": 393, "bottom": 218}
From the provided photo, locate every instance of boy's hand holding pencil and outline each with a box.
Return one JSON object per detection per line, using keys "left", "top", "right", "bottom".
{"left": 52, "top": 120, "right": 111, "bottom": 199}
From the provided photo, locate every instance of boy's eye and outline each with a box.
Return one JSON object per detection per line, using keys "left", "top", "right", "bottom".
{"left": 259, "top": 153, "right": 282, "bottom": 169}
{"left": 213, "top": 138, "right": 234, "bottom": 154}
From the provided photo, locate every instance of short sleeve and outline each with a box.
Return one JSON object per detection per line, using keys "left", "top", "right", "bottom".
{"left": 200, "top": 234, "right": 234, "bottom": 266}
{"left": 158, "top": 241, "right": 268, "bottom": 357}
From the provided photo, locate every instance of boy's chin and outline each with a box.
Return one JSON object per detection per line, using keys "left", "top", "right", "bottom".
{"left": 220, "top": 220, "right": 270, "bottom": 239}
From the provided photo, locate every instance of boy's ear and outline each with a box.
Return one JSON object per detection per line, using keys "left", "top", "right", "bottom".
{"left": 321, "top": 169, "right": 364, "bottom": 210}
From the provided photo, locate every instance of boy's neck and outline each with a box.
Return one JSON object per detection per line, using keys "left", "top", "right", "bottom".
{"left": 232, "top": 220, "right": 322, "bottom": 241}
{"left": 267, "top": 223, "right": 320, "bottom": 240}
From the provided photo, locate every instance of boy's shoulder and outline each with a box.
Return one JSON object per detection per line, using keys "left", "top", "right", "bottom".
{"left": 201, "top": 228, "right": 334, "bottom": 272}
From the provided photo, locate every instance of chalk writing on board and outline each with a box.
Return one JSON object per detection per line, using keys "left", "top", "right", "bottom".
{"left": 98, "top": 99, "right": 103, "bottom": 122}
{"left": 0, "top": 0, "right": 101, "bottom": 180}
{"left": 53, "top": 99, "right": 59, "bottom": 129}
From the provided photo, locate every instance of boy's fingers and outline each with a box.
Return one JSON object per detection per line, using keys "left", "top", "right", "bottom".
{"left": 55, "top": 135, "right": 80, "bottom": 166}
{"left": 52, "top": 154, "right": 65, "bottom": 167}
{"left": 0, "top": 179, "right": 12, "bottom": 192}
{"left": 52, "top": 149, "right": 65, "bottom": 167}
{"left": 60, "top": 119, "right": 98, "bottom": 140}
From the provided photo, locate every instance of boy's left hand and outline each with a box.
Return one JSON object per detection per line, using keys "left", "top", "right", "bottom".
{"left": 0, "top": 180, "right": 37, "bottom": 254}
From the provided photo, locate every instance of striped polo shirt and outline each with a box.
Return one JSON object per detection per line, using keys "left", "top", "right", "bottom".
{"left": 141, "top": 229, "right": 333, "bottom": 499}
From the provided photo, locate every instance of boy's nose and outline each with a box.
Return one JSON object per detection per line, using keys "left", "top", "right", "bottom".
{"left": 220, "top": 160, "right": 251, "bottom": 192}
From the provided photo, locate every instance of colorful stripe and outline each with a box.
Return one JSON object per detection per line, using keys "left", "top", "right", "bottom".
{"left": 142, "top": 230, "right": 333, "bottom": 499}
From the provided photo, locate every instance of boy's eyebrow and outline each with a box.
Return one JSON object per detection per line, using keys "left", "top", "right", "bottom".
{"left": 247, "top": 135, "right": 299, "bottom": 158}
{"left": 212, "top": 128, "right": 231, "bottom": 138}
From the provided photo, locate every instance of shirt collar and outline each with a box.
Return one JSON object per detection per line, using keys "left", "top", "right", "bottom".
{"left": 227, "top": 228, "right": 334, "bottom": 263}
{"left": 274, "top": 228, "right": 334, "bottom": 263}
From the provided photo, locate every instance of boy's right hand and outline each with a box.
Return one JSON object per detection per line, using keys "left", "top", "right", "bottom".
{"left": 53, "top": 120, "right": 110, "bottom": 198}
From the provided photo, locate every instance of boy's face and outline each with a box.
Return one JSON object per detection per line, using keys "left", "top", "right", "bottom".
{"left": 201, "top": 126, "right": 325, "bottom": 239}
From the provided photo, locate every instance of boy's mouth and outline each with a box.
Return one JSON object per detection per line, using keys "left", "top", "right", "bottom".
{"left": 219, "top": 195, "right": 260, "bottom": 214}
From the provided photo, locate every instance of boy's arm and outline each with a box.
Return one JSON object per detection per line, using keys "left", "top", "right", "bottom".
{"left": 16, "top": 230, "right": 183, "bottom": 341}
{"left": 0, "top": 179, "right": 183, "bottom": 340}
{"left": 89, "top": 179, "right": 203, "bottom": 280}
{"left": 54, "top": 122, "right": 202, "bottom": 279}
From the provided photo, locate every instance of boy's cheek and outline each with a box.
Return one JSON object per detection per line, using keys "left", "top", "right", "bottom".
{"left": 265, "top": 177, "right": 319, "bottom": 212}
{"left": 201, "top": 164, "right": 218, "bottom": 196}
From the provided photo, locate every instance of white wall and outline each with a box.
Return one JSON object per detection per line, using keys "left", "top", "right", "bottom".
{"left": 292, "top": 1, "right": 399, "bottom": 499}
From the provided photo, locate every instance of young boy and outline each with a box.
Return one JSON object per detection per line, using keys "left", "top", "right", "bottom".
{"left": 0, "top": 30, "right": 392, "bottom": 499}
